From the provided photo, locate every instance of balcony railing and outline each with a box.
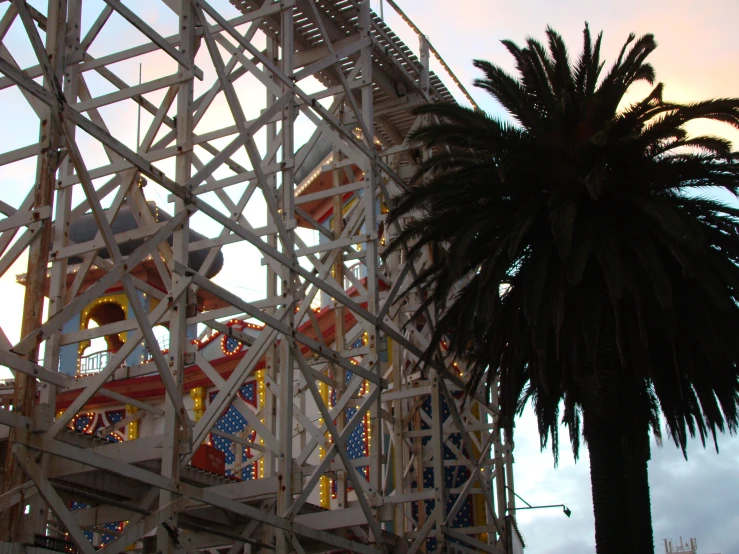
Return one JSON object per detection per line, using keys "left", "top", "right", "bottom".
{"left": 78, "top": 350, "right": 111, "bottom": 375}
{"left": 344, "top": 263, "right": 363, "bottom": 290}
{"left": 144, "top": 336, "right": 169, "bottom": 361}
{"left": 34, "top": 534, "right": 79, "bottom": 554}
{"left": 77, "top": 334, "right": 171, "bottom": 374}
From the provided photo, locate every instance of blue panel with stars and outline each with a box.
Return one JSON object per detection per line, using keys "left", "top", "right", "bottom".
{"left": 97, "top": 409, "right": 125, "bottom": 442}
{"left": 329, "top": 371, "right": 355, "bottom": 407}
{"left": 105, "top": 409, "right": 125, "bottom": 425}
{"left": 411, "top": 395, "right": 475, "bottom": 552}
{"left": 100, "top": 522, "right": 123, "bottom": 545}
{"left": 71, "top": 501, "right": 125, "bottom": 546}
{"left": 224, "top": 336, "right": 239, "bottom": 353}
{"left": 210, "top": 401, "right": 258, "bottom": 480}
{"left": 238, "top": 382, "right": 257, "bottom": 407}
{"left": 71, "top": 514, "right": 95, "bottom": 544}
{"left": 331, "top": 407, "right": 369, "bottom": 496}
{"left": 344, "top": 407, "right": 366, "bottom": 461}
{"left": 72, "top": 414, "right": 94, "bottom": 434}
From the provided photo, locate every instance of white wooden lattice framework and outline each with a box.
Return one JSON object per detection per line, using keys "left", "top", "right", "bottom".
{"left": 0, "top": 1, "right": 517, "bottom": 552}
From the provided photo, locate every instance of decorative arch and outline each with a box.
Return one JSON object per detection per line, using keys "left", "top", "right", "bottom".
{"left": 79, "top": 293, "right": 129, "bottom": 354}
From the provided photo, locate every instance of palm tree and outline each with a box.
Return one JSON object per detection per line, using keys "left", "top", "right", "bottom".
{"left": 386, "top": 25, "right": 739, "bottom": 554}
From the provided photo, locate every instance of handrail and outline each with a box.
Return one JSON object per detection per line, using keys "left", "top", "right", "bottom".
{"left": 382, "top": 0, "right": 480, "bottom": 110}
{"left": 78, "top": 350, "right": 111, "bottom": 375}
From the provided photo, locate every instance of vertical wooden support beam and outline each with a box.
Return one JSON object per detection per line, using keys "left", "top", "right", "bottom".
{"left": 276, "top": 5, "right": 295, "bottom": 553}
{"left": 0, "top": 0, "right": 66, "bottom": 543}
{"left": 390, "top": 336, "right": 406, "bottom": 535}
{"left": 41, "top": 0, "right": 78, "bottom": 413}
{"left": 430, "top": 375, "right": 446, "bottom": 551}
{"left": 261, "top": 30, "right": 280, "bottom": 550}
{"left": 382, "top": 154, "right": 411, "bottom": 538}
{"left": 263, "top": 31, "right": 279, "bottom": 486}
{"left": 470, "top": 403, "right": 489, "bottom": 543}
{"left": 415, "top": 46, "right": 435, "bottom": 546}
{"left": 419, "top": 35, "right": 430, "bottom": 97}
{"left": 505, "top": 428, "right": 516, "bottom": 516}
{"left": 157, "top": 1, "right": 193, "bottom": 552}
{"left": 413, "top": 408, "right": 426, "bottom": 553}
{"left": 331, "top": 142, "right": 347, "bottom": 508}
{"left": 27, "top": 0, "right": 80, "bottom": 540}
{"left": 491, "top": 375, "right": 508, "bottom": 547}
{"left": 358, "top": 2, "right": 383, "bottom": 543}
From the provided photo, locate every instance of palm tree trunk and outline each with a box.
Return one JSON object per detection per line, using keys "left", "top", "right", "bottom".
{"left": 616, "top": 375, "right": 655, "bottom": 554}
{"left": 624, "top": 425, "right": 654, "bottom": 553}
{"left": 583, "top": 314, "right": 633, "bottom": 554}
{"left": 583, "top": 404, "right": 631, "bottom": 554}
{"left": 583, "top": 364, "right": 655, "bottom": 553}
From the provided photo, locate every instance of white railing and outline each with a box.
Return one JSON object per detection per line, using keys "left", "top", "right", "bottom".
{"left": 78, "top": 350, "right": 111, "bottom": 375}
{"left": 144, "top": 336, "right": 170, "bottom": 361}
{"left": 344, "top": 263, "right": 363, "bottom": 290}
{"left": 78, "top": 335, "right": 170, "bottom": 373}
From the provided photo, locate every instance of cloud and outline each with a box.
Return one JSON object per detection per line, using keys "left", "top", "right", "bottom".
{"left": 512, "top": 403, "right": 739, "bottom": 553}
{"left": 650, "top": 435, "right": 739, "bottom": 554}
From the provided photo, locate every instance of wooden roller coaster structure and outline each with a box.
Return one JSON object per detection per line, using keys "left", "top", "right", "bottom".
{"left": 0, "top": 1, "right": 519, "bottom": 553}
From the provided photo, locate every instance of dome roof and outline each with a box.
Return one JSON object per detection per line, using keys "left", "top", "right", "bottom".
{"left": 68, "top": 202, "right": 224, "bottom": 279}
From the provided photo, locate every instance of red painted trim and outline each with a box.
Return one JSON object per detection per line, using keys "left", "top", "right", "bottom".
{"left": 58, "top": 281, "right": 385, "bottom": 411}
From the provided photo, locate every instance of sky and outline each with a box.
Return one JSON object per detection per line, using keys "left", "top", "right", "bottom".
{"left": 1, "top": 0, "right": 739, "bottom": 553}
{"left": 383, "top": 1, "right": 739, "bottom": 553}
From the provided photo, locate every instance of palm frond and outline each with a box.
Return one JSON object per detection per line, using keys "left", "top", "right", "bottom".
{"left": 387, "top": 24, "right": 739, "bottom": 465}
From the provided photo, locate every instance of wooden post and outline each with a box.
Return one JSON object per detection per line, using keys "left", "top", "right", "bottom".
{"left": 276, "top": 6, "right": 295, "bottom": 553}
{"left": 156, "top": 1, "right": 194, "bottom": 553}
{"left": 0, "top": 0, "right": 66, "bottom": 542}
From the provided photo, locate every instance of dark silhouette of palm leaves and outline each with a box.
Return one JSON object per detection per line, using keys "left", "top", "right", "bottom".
{"left": 386, "top": 24, "right": 739, "bottom": 465}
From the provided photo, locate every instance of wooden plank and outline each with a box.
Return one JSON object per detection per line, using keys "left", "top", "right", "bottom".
{"left": 0, "top": 206, "right": 50, "bottom": 233}
{"left": 0, "top": 143, "right": 39, "bottom": 166}
{"left": 73, "top": 71, "right": 190, "bottom": 113}
{"left": 0, "top": 350, "right": 69, "bottom": 387}
{"left": 0, "top": 408, "right": 32, "bottom": 430}
{"left": 54, "top": 221, "right": 166, "bottom": 260}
